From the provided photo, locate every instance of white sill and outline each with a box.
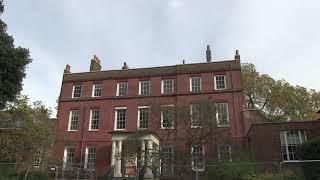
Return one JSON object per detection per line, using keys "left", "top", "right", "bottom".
{"left": 215, "top": 88, "right": 227, "bottom": 90}
{"left": 217, "top": 125, "right": 230, "bottom": 128}
{"left": 114, "top": 129, "right": 126, "bottom": 131}
{"left": 160, "top": 127, "right": 175, "bottom": 129}
{"left": 67, "top": 130, "right": 78, "bottom": 132}
{"left": 137, "top": 128, "right": 148, "bottom": 130}
{"left": 192, "top": 168, "right": 205, "bottom": 172}
{"left": 88, "top": 129, "right": 98, "bottom": 132}
{"left": 92, "top": 96, "right": 102, "bottom": 98}
{"left": 191, "top": 126, "right": 202, "bottom": 129}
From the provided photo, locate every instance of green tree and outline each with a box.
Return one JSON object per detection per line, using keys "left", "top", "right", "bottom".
{"left": 0, "top": 95, "right": 54, "bottom": 179}
{"left": 242, "top": 63, "right": 320, "bottom": 121}
{"left": 0, "top": 0, "right": 32, "bottom": 110}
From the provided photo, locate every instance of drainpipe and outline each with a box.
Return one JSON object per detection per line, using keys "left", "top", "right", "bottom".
{"left": 79, "top": 104, "right": 87, "bottom": 169}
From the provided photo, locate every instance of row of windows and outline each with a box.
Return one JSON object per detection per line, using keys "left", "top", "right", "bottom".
{"left": 62, "top": 144, "right": 232, "bottom": 171}
{"left": 72, "top": 75, "right": 227, "bottom": 98}
{"left": 68, "top": 103, "right": 229, "bottom": 131}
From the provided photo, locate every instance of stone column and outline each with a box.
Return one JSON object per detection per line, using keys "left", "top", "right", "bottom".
{"left": 114, "top": 140, "right": 122, "bottom": 177}
{"left": 144, "top": 140, "right": 153, "bottom": 178}
{"left": 141, "top": 140, "right": 145, "bottom": 166}
{"left": 111, "top": 141, "right": 116, "bottom": 166}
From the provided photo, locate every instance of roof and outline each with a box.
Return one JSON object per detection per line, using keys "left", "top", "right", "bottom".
{"left": 63, "top": 60, "right": 240, "bottom": 82}
{"left": 245, "top": 120, "right": 320, "bottom": 136}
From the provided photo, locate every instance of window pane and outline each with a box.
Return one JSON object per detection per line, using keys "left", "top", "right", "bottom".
{"left": 215, "top": 76, "right": 226, "bottom": 90}
{"left": 93, "top": 84, "right": 102, "bottom": 97}
{"left": 161, "top": 146, "right": 173, "bottom": 176}
{"left": 162, "top": 80, "right": 174, "bottom": 94}
{"left": 69, "top": 110, "right": 79, "bottom": 130}
{"left": 139, "top": 108, "right": 149, "bottom": 129}
{"left": 90, "top": 110, "right": 100, "bottom": 130}
{"left": 191, "top": 77, "right": 201, "bottom": 92}
{"left": 64, "top": 147, "right": 75, "bottom": 169}
{"left": 116, "top": 109, "right": 126, "bottom": 129}
{"left": 216, "top": 103, "right": 229, "bottom": 126}
{"left": 118, "top": 82, "right": 128, "bottom": 96}
{"left": 161, "top": 106, "right": 174, "bottom": 128}
{"left": 218, "top": 145, "right": 231, "bottom": 162}
{"left": 86, "top": 147, "right": 96, "bottom": 170}
{"left": 73, "top": 85, "right": 82, "bottom": 98}
{"left": 140, "top": 81, "right": 150, "bottom": 95}
{"left": 192, "top": 145, "right": 204, "bottom": 170}
{"left": 191, "top": 104, "right": 201, "bottom": 128}
{"left": 280, "top": 130, "right": 307, "bottom": 161}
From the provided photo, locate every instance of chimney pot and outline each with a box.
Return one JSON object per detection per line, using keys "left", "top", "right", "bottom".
{"left": 235, "top": 49, "right": 240, "bottom": 60}
{"left": 206, "top": 45, "right": 212, "bottom": 62}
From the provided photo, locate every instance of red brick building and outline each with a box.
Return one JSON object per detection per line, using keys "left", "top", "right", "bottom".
{"left": 54, "top": 46, "right": 246, "bottom": 178}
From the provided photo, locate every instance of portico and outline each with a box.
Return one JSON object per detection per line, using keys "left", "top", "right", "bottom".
{"left": 110, "top": 131, "right": 160, "bottom": 178}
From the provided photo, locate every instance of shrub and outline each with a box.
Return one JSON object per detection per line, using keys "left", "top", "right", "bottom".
{"left": 296, "top": 137, "right": 320, "bottom": 180}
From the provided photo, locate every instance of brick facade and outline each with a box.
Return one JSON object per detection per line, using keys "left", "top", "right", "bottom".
{"left": 54, "top": 49, "right": 246, "bottom": 177}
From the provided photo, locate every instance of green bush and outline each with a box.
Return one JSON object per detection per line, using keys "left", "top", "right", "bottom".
{"left": 296, "top": 137, "right": 320, "bottom": 180}
{"left": 2, "top": 170, "right": 50, "bottom": 180}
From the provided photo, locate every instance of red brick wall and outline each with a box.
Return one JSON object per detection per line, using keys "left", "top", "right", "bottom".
{"left": 55, "top": 63, "right": 244, "bottom": 177}
{"left": 247, "top": 121, "right": 320, "bottom": 162}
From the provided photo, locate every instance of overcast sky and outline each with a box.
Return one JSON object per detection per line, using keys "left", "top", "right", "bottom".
{"left": 2, "top": 0, "right": 320, "bottom": 114}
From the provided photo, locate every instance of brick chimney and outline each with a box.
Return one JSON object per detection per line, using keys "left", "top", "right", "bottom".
{"left": 90, "top": 55, "right": 101, "bottom": 72}
{"left": 206, "top": 45, "right": 212, "bottom": 62}
{"left": 122, "top": 62, "right": 129, "bottom": 70}
{"left": 64, "top": 64, "right": 71, "bottom": 74}
{"left": 235, "top": 49, "right": 240, "bottom": 61}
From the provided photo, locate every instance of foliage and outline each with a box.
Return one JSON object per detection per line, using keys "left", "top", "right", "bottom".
{"left": 0, "top": 0, "right": 32, "bottom": 110}
{"left": 296, "top": 138, "right": 320, "bottom": 180}
{"left": 242, "top": 63, "right": 320, "bottom": 121}
{"left": 297, "top": 137, "right": 320, "bottom": 160}
{"left": 0, "top": 95, "right": 54, "bottom": 178}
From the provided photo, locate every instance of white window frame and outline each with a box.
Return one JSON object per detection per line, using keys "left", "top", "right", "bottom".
{"left": 89, "top": 109, "right": 100, "bottom": 131}
{"left": 72, "top": 85, "right": 82, "bottom": 98}
{"left": 190, "top": 104, "right": 202, "bottom": 128}
{"left": 161, "top": 79, "right": 174, "bottom": 94}
{"left": 189, "top": 77, "right": 202, "bottom": 92}
{"left": 63, "top": 146, "right": 75, "bottom": 169}
{"left": 191, "top": 145, "right": 205, "bottom": 171}
{"left": 216, "top": 103, "right": 229, "bottom": 127}
{"left": 116, "top": 82, "right": 128, "bottom": 96}
{"left": 68, "top": 110, "right": 79, "bottom": 131}
{"left": 214, "top": 75, "right": 227, "bottom": 90}
{"left": 217, "top": 144, "right": 232, "bottom": 162}
{"left": 161, "top": 105, "right": 175, "bottom": 129}
{"left": 92, "top": 84, "right": 102, "bottom": 97}
{"left": 280, "top": 130, "right": 307, "bottom": 161}
{"left": 139, "top": 81, "right": 151, "bottom": 95}
{"left": 160, "top": 145, "right": 174, "bottom": 176}
{"left": 84, "top": 146, "right": 96, "bottom": 170}
{"left": 114, "top": 107, "right": 127, "bottom": 130}
{"left": 137, "top": 106, "right": 150, "bottom": 129}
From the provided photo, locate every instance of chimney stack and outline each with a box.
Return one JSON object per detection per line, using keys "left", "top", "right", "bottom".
{"left": 235, "top": 50, "right": 240, "bottom": 61}
{"left": 206, "top": 45, "right": 212, "bottom": 62}
{"left": 122, "top": 62, "right": 129, "bottom": 70}
{"left": 90, "top": 55, "right": 101, "bottom": 72}
{"left": 64, "top": 64, "right": 71, "bottom": 74}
